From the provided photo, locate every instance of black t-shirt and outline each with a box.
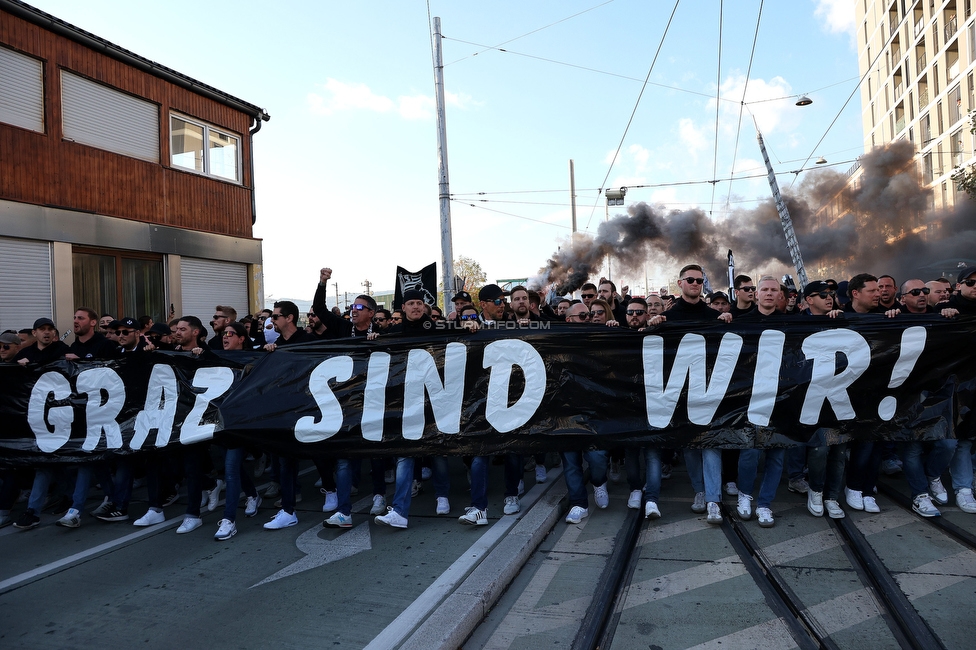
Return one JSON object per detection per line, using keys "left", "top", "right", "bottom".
{"left": 14, "top": 341, "right": 70, "bottom": 364}
{"left": 662, "top": 297, "right": 723, "bottom": 322}
{"left": 729, "top": 303, "right": 755, "bottom": 318}
{"left": 70, "top": 332, "right": 119, "bottom": 359}
{"left": 948, "top": 294, "right": 976, "bottom": 315}
{"left": 274, "top": 329, "right": 312, "bottom": 346}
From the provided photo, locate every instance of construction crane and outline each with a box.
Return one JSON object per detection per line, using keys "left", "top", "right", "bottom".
{"left": 755, "top": 123, "right": 808, "bottom": 289}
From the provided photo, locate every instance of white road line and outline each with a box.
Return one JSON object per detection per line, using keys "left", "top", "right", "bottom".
{"left": 685, "top": 618, "right": 798, "bottom": 650}
{"left": 804, "top": 587, "right": 884, "bottom": 634}
{"left": 363, "top": 468, "right": 562, "bottom": 650}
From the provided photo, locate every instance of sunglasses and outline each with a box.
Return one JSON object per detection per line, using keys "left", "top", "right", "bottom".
{"left": 373, "top": 317, "right": 387, "bottom": 322}
{"left": 580, "top": 293, "right": 596, "bottom": 299}
{"left": 737, "top": 286, "right": 756, "bottom": 292}
{"left": 349, "top": 303, "right": 372, "bottom": 311}
{"left": 212, "top": 314, "right": 227, "bottom": 320}
{"left": 590, "top": 308, "right": 606, "bottom": 316}
{"left": 489, "top": 298, "right": 505, "bottom": 306}
{"left": 1, "top": 344, "right": 14, "bottom": 350}
{"left": 810, "top": 291, "right": 835, "bottom": 299}
{"left": 906, "top": 287, "right": 931, "bottom": 296}
{"left": 391, "top": 317, "right": 402, "bottom": 321}
{"left": 681, "top": 277, "right": 705, "bottom": 285}
{"left": 116, "top": 329, "right": 134, "bottom": 336}
{"left": 626, "top": 309, "right": 646, "bottom": 315}
{"left": 223, "top": 332, "right": 241, "bottom": 337}
{"left": 963, "top": 279, "right": 976, "bottom": 287}
{"left": 270, "top": 314, "right": 283, "bottom": 320}
{"left": 460, "top": 314, "right": 480, "bottom": 321}
{"left": 571, "top": 312, "right": 591, "bottom": 320}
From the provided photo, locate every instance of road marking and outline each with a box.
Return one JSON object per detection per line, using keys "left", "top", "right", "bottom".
{"left": 685, "top": 618, "right": 797, "bottom": 650}
{"left": 251, "top": 519, "right": 372, "bottom": 588}
{"left": 363, "top": 467, "right": 562, "bottom": 650}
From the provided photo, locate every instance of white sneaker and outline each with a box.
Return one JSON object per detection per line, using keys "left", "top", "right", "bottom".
{"left": 565, "top": 505, "right": 588, "bottom": 524}
{"left": 627, "top": 490, "right": 642, "bottom": 509}
{"left": 177, "top": 516, "right": 203, "bottom": 534}
{"left": 691, "top": 492, "right": 706, "bottom": 514}
{"left": 436, "top": 497, "right": 450, "bottom": 515}
{"left": 207, "top": 479, "right": 224, "bottom": 512}
{"left": 644, "top": 501, "right": 661, "bottom": 519}
{"left": 928, "top": 477, "right": 949, "bottom": 505}
{"left": 411, "top": 480, "right": 422, "bottom": 497}
{"left": 321, "top": 489, "right": 338, "bottom": 512}
{"left": 736, "top": 493, "right": 753, "bottom": 520}
{"left": 824, "top": 500, "right": 845, "bottom": 519}
{"left": 459, "top": 506, "right": 488, "bottom": 526}
{"left": 323, "top": 512, "right": 352, "bottom": 528}
{"left": 807, "top": 491, "right": 824, "bottom": 517}
{"left": 421, "top": 466, "right": 432, "bottom": 481}
{"left": 593, "top": 483, "right": 609, "bottom": 509}
{"left": 57, "top": 507, "right": 81, "bottom": 528}
{"left": 245, "top": 495, "right": 262, "bottom": 517}
{"left": 956, "top": 488, "right": 976, "bottom": 513}
{"left": 370, "top": 494, "right": 387, "bottom": 515}
{"left": 724, "top": 482, "right": 739, "bottom": 496}
{"left": 862, "top": 496, "right": 880, "bottom": 513}
{"left": 375, "top": 507, "right": 408, "bottom": 529}
{"left": 214, "top": 518, "right": 237, "bottom": 540}
{"left": 756, "top": 507, "right": 774, "bottom": 528}
{"left": 535, "top": 465, "right": 547, "bottom": 483}
{"left": 503, "top": 496, "right": 520, "bottom": 515}
{"left": 845, "top": 487, "right": 864, "bottom": 510}
{"left": 706, "top": 501, "right": 722, "bottom": 524}
{"left": 133, "top": 508, "right": 165, "bottom": 526}
{"left": 912, "top": 493, "right": 940, "bottom": 517}
{"left": 263, "top": 509, "right": 298, "bottom": 530}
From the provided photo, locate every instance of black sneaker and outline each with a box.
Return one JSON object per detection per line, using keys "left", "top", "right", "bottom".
{"left": 13, "top": 508, "right": 40, "bottom": 530}
{"left": 95, "top": 508, "right": 129, "bottom": 522}
{"left": 162, "top": 486, "right": 180, "bottom": 507}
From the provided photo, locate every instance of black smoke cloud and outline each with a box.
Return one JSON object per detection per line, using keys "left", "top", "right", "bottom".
{"left": 536, "top": 140, "right": 975, "bottom": 293}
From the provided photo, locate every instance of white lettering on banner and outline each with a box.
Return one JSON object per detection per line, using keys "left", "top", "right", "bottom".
{"left": 878, "top": 326, "right": 927, "bottom": 420}
{"left": 402, "top": 343, "right": 467, "bottom": 439}
{"left": 75, "top": 368, "right": 126, "bottom": 451}
{"left": 483, "top": 339, "right": 546, "bottom": 433}
{"left": 28, "top": 371, "right": 74, "bottom": 453}
{"left": 643, "top": 333, "right": 743, "bottom": 428}
{"left": 800, "top": 330, "right": 871, "bottom": 425}
{"left": 361, "top": 352, "right": 391, "bottom": 442}
{"left": 295, "top": 356, "right": 354, "bottom": 442}
{"left": 131, "top": 364, "right": 179, "bottom": 450}
{"left": 748, "top": 330, "right": 786, "bottom": 426}
{"left": 179, "top": 367, "right": 235, "bottom": 444}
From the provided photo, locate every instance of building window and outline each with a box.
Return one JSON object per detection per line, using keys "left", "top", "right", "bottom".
{"left": 170, "top": 114, "right": 240, "bottom": 182}
{"left": 72, "top": 247, "right": 165, "bottom": 323}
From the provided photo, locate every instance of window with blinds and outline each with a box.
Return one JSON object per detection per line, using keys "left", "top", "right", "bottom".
{"left": 0, "top": 45, "right": 44, "bottom": 133}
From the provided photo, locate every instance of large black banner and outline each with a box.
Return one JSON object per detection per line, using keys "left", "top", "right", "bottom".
{"left": 1, "top": 316, "right": 974, "bottom": 466}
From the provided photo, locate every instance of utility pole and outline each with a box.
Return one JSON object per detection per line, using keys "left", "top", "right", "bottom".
{"left": 569, "top": 159, "right": 577, "bottom": 233}
{"left": 361, "top": 279, "right": 372, "bottom": 296}
{"left": 432, "top": 17, "right": 455, "bottom": 309}
{"left": 333, "top": 282, "right": 339, "bottom": 310}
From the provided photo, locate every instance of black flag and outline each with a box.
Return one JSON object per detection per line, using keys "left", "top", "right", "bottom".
{"left": 394, "top": 263, "right": 437, "bottom": 308}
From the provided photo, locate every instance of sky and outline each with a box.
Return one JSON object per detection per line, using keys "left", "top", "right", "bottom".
{"left": 26, "top": 0, "right": 863, "bottom": 304}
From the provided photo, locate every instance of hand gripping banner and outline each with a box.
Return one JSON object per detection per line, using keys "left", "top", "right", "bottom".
{"left": 1, "top": 316, "right": 974, "bottom": 466}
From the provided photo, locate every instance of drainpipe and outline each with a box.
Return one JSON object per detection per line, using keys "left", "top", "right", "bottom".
{"left": 249, "top": 115, "right": 265, "bottom": 225}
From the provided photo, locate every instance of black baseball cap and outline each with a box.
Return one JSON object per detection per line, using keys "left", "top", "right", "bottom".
{"left": 116, "top": 317, "right": 139, "bottom": 330}
{"left": 402, "top": 289, "right": 426, "bottom": 302}
{"left": 452, "top": 291, "right": 473, "bottom": 303}
{"left": 478, "top": 284, "right": 508, "bottom": 301}
{"left": 803, "top": 280, "right": 832, "bottom": 298}
{"left": 957, "top": 266, "right": 976, "bottom": 283}
{"left": 32, "top": 317, "right": 56, "bottom": 330}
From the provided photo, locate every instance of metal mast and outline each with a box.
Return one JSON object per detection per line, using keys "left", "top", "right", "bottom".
{"left": 432, "top": 17, "right": 455, "bottom": 307}
{"left": 755, "top": 125, "right": 808, "bottom": 289}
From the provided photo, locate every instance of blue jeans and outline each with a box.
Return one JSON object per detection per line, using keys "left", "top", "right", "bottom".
{"left": 898, "top": 439, "right": 956, "bottom": 498}
{"left": 642, "top": 448, "right": 663, "bottom": 502}
{"left": 336, "top": 458, "right": 354, "bottom": 516}
{"left": 277, "top": 456, "right": 299, "bottom": 514}
{"left": 503, "top": 454, "right": 522, "bottom": 497}
{"left": 560, "top": 450, "right": 608, "bottom": 509}
{"left": 625, "top": 448, "right": 643, "bottom": 491}
{"left": 950, "top": 439, "right": 974, "bottom": 492}
{"left": 223, "top": 447, "right": 257, "bottom": 522}
{"left": 807, "top": 442, "right": 847, "bottom": 500}
{"left": 391, "top": 457, "right": 415, "bottom": 517}
{"left": 785, "top": 445, "right": 807, "bottom": 480}
{"left": 431, "top": 456, "right": 451, "bottom": 499}
{"left": 183, "top": 445, "right": 210, "bottom": 518}
{"left": 737, "top": 449, "right": 785, "bottom": 509}
{"left": 684, "top": 448, "right": 722, "bottom": 503}
{"left": 470, "top": 456, "right": 489, "bottom": 510}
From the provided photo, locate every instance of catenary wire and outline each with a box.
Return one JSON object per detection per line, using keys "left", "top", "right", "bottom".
{"left": 708, "top": 0, "right": 724, "bottom": 216}
{"left": 724, "top": 0, "right": 764, "bottom": 217}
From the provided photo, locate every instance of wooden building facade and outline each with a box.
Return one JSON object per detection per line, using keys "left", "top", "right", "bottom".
{"left": 0, "top": 0, "right": 269, "bottom": 336}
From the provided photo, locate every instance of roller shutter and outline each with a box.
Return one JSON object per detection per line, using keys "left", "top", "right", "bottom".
{"left": 0, "top": 237, "right": 52, "bottom": 332}
{"left": 180, "top": 258, "right": 248, "bottom": 339}
{"left": 0, "top": 46, "right": 44, "bottom": 133}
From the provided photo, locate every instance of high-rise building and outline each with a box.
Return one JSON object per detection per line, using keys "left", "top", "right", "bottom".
{"left": 856, "top": 0, "right": 974, "bottom": 211}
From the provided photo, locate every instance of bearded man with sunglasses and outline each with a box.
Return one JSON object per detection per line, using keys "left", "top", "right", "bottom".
{"left": 313, "top": 267, "right": 379, "bottom": 341}
{"left": 949, "top": 267, "right": 976, "bottom": 314}
{"left": 478, "top": 284, "right": 510, "bottom": 325}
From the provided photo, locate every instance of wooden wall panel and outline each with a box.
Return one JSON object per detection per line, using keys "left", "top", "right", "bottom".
{"left": 0, "top": 10, "right": 258, "bottom": 239}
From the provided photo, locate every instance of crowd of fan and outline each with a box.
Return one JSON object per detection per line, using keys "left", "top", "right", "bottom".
{"left": 2, "top": 262, "right": 975, "bottom": 541}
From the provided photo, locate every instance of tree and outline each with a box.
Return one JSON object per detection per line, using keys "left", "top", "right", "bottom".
{"left": 452, "top": 256, "right": 487, "bottom": 295}
{"left": 951, "top": 111, "right": 976, "bottom": 199}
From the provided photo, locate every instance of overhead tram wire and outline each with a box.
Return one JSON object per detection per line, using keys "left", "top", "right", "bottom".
{"left": 790, "top": 22, "right": 900, "bottom": 188}
{"left": 724, "top": 0, "right": 764, "bottom": 218}
{"left": 583, "top": 0, "right": 681, "bottom": 233}
{"left": 444, "top": 0, "right": 616, "bottom": 67}
{"left": 451, "top": 198, "right": 572, "bottom": 229}
{"left": 708, "top": 0, "right": 724, "bottom": 216}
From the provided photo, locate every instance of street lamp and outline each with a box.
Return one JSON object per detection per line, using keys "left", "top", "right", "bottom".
{"left": 795, "top": 95, "right": 813, "bottom": 106}
{"left": 604, "top": 187, "right": 627, "bottom": 279}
